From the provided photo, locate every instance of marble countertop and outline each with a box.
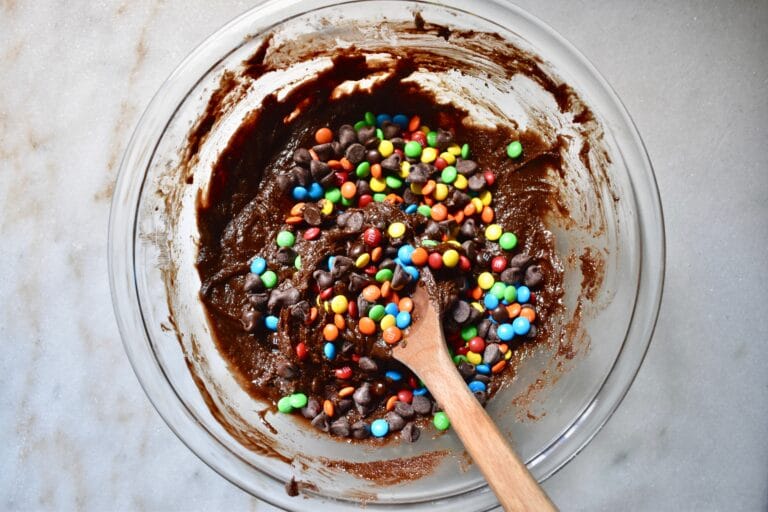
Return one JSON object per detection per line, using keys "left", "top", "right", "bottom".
{"left": 2, "top": 1, "right": 766, "bottom": 510}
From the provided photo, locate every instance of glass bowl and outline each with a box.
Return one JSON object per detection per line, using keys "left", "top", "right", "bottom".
{"left": 108, "top": 0, "right": 664, "bottom": 509}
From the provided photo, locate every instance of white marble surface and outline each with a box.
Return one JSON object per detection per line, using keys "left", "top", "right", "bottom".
{"left": 1, "top": 1, "right": 766, "bottom": 510}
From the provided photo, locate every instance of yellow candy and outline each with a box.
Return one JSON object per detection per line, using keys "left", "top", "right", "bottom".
{"left": 378, "top": 140, "right": 394, "bottom": 157}
{"left": 466, "top": 351, "right": 482, "bottom": 365}
{"left": 478, "top": 272, "right": 495, "bottom": 290}
{"left": 421, "top": 147, "right": 438, "bottom": 163}
{"left": 331, "top": 295, "right": 348, "bottom": 314}
{"left": 447, "top": 144, "right": 462, "bottom": 156}
{"left": 420, "top": 125, "right": 430, "bottom": 134}
{"left": 440, "top": 151, "right": 456, "bottom": 165}
{"left": 479, "top": 190, "right": 492, "bottom": 206}
{"left": 442, "top": 249, "right": 459, "bottom": 268}
{"left": 470, "top": 302, "right": 484, "bottom": 313}
{"left": 370, "top": 177, "right": 387, "bottom": 192}
{"left": 323, "top": 300, "right": 331, "bottom": 312}
{"left": 355, "top": 253, "right": 371, "bottom": 268}
{"left": 400, "top": 161, "right": 411, "bottom": 178}
{"left": 471, "top": 197, "right": 484, "bottom": 213}
{"left": 320, "top": 199, "right": 333, "bottom": 215}
{"left": 434, "top": 183, "right": 449, "bottom": 201}
{"left": 505, "top": 350, "right": 512, "bottom": 361}
{"left": 447, "top": 240, "right": 461, "bottom": 248}
{"left": 380, "top": 314, "right": 396, "bottom": 330}
{"left": 410, "top": 183, "right": 424, "bottom": 195}
{"left": 454, "top": 174, "right": 468, "bottom": 190}
{"left": 485, "top": 224, "right": 502, "bottom": 241}
{"left": 388, "top": 222, "right": 406, "bottom": 238}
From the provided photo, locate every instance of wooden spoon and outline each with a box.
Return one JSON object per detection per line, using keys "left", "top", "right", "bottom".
{"left": 393, "top": 283, "right": 556, "bottom": 512}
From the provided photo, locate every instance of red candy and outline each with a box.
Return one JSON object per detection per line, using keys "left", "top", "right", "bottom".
{"left": 428, "top": 252, "right": 443, "bottom": 269}
{"left": 491, "top": 256, "right": 507, "bottom": 273}
{"left": 434, "top": 157, "right": 447, "bottom": 171}
{"left": 456, "top": 345, "right": 469, "bottom": 356}
{"left": 358, "top": 194, "right": 373, "bottom": 208}
{"left": 468, "top": 336, "right": 486, "bottom": 353}
{"left": 411, "top": 131, "right": 427, "bottom": 146}
{"left": 303, "top": 227, "right": 321, "bottom": 240}
{"left": 320, "top": 287, "right": 333, "bottom": 300}
{"left": 484, "top": 170, "right": 495, "bottom": 186}
{"left": 347, "top": 300, "right": 358, "bottom": 319}
{"left": 459, "top": 255, "right": 472, "bottom": 271}
{"left": 397, "top": 389, "right": 414, "bottom": 404}
{"left": 296, "top": 342, "right": 308, "bottom": 360}
{"left": 409, "top": 376, "right": 419, "bottom": 389}
{"left": 363, "top": 227, "right": 382, "bottom": 247}
{"left": 334, "top": 171, "right": 348, "bottom": 185}
{"left": 364, "top": 265, "right": 378, "bottom": 276}
{"left": 335, "top": 366, "right": 353, "bottom": 380}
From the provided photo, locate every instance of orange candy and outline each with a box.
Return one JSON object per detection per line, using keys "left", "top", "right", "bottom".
{"left": 421, "top": 180, "right": 436, "bottom": 196}
{"left": 339, "top": 386, "right": 355, "bottom": 397}
{"left": 463, "top": 202, "right": 476, "bottom": 216}
{"left": 327, "top": 159, "right": 342, "bottom": 170}
{"left": 341, "top": 181, "right": 357, "bottom": 199}
{"left": 285, "top": 215, "right": 303, "bottom": 225}
{"left": 371, "top": 163, "right": 383, "bottom": 179}
{"left": 520, "top": 308, "right": 536, "bottom": 322}
{"left": 430, "top": 203, "right": 447, "bottom": 221}
{"left": 290, "top": 203, "right": 306, "bottom": 216}
{"left": 470, "top": 286, "right": 483, "bottom": 300}
{"left": 309, "top": 307, "right": 318, "bottom": 322}
{"left": 371, "top": 246, "right": 383, "bottom": 262}
{"left": 380, "top": 281, "right": 392, "bottom": 298}
{"left": 362, "top": 285, "right": 381, "bottom": 302}
{"left": 382, "top": 326, "right": 402, "bottom": 344}
{"left": 386, "top": 395, "right": 398, "bottom": 411}
{"left": 315, "top": 127, "right": 333, "bottom": 144}
{"left": 334, "top": 313, "right": 346, "bottom": 330}
{"left": 411, "top": 247, "right": 429, "bottom": 266}
{"left": 323, "top": 399, "right": 335, "bottom": 417}
{"left": 339, "top": 157, "right": 353, "bottom": 171}
{"left": 506, "top": 303, "right": 522, "bottom": 318}
{"left": 323, "top": 323, "right": 339, "bottom": 341}
{"left": 358, "top": 317, "right": 376, "bottom": 335}
{"left": 408, "top": 115, "right": 421, "bottom": 132}
{"left": 491, "top": 360, "right": 507, "bottom": 373}
{"left": 398, "top": 297, "right": 413, "bottom": 312}
{"left": 481, "top": 206, "right": 494, "bottom": 224}
{"left": 453, "top": 211, "right": 465, "bottom": 224}
{"left": 498, "top": 343, "right": 509, "bottom": 354}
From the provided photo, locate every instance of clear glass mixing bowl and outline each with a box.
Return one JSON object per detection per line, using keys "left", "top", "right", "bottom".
{"left": 109, "top": 1, "right": 664, "bottom": 509}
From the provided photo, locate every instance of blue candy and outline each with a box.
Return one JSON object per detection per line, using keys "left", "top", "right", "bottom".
{"left": 385, "top": 370, "right": 402, "bottom": 381}
{"left": 323, "top": 342, "right": 336, "bottom": 360}
{"left": 468, "top": 380, "right": 487, "bottom": 393}
{"left": 375, "top": 113, "right": 392, "bottom": 127}
{"left": 396, "top": 311, "right": 411, "bottom": 329}
{"left": 483, "top": 293, "right": 499, "bottom": 310}
{"left": 517, "top": 285, "right": 531, "bottom": 304}
{"left": 308, "top": 182, "right": 324, "bottom": 200}
{"left": 292, "top": 186, "right": 308, "bottom": 200}
{"left": 264, "top": 315, "right": 279, "bottom": 331}
{"left": 385, "top": 303, "right": 399, "bottom": 316}
{"left": 475, "top": 364, "right": 491, "bottom": 375}
{"left": 404, "top": 204, "right": 418, "bottom": 214}
{"left": 371, "top": 419, "right": 389, "bottom": 438}
{"left": 404, "top": 265, "right": 420, "bottom": 281}
{"left": 512, "top": 316, "right": 531, "bottom": 336}
{"left": 413, "top": 387, "right": 428, "bottom": 396}
{"left": 250, "top": 257, "right": 267, "bottom": 275}
{"left": 497, "top": 323, "right": 514, "bottom": 341}
{"left": 392, "top": 114, "right": 409, "bottom": 128}
{"left": 327, "top": 256, "right": 335, "bottom": 272}
{"left": 397, "top": 244, "right": 415, "bottom": 265}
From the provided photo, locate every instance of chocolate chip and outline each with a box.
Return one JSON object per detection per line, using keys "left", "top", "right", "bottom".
{"left": 372, "top": 380, "right": 388, "bottom": 397}
{"left": 435, "top": 128, "right": 453, "bottom": 149}
{"left": 509, "top": 253, "right": 532, "bottom": 269}
{"left": 366, "top": 149, "right": 382, "bottom": 163}
{"left": 332, "top": 256, "right": 354, "bottom": 278}
{"left": 400, "top": 422, "right": 420, "bottom": 443}
{"left": 394, "top": 401, "right": 415, "bottom": 419}
{"left": 345, "top": 143, "right": 366, "bottom": 164}
{"left": 385, "top": 412, "right": 406, "bottom": 432}
{"left": 292, "top": 165, "right": 310, "bottom": 186}
{"left": 363, "top": 137, "right": 381, "bottom": 150}
{"left": 357, "top": 126, "right": 376, "bottom": 144}
{"left": 313, "top": 270, "right": 334, "bottom": 290}
{"left": 500, "top": 267, "right": 524, "bottom": 285}
{"left": 462, "top": 240, "right": 478, "bottom": 261}
{"left": 268, "top": 285, "right": 300, "bottom": 310}
{"left": 358, "top": 357, "right": 378, "bottom": 372}
{"left": 356, "top": 180, "right": 371, "bottom": 196}
{"left": 526, "top": 324, "right": 538, "bottom": 339}
{"left": 329, "top": 417, "right": 350, "bottom": 437}
{"left": 382, "top": 121, "right": 401, "bottom": 139}
{"left": 341, "top": 341, "right": 355, "bottom": 356}
{"left": 446, "top": 189, "right": 470, "bottom": 209}
{"left": 412, "top": 395, "right": 432, "bottom": 415}
{"left": 459, "top": 218, "right": 477, "bottom": 239}
{"left": 347, "top": 242, "right": 366, "bottom": 259}
{"left": 483, "top": 344, "right": 501, "bottom": 365}
{"left": 338, "top": 125, "right": 356, "bottom": 148}
{"left": 458, "top": 361, "right": 476, "bottom": 380}
{"left": 468, "top": 306, "right": 483, "bottom": 324}
{"left": 290, "top": 300, "right": 311, "bottom": 322}
{"left": 301, "top": 398, "right": 320, "bottom": 419}
{"left": 491, "top": 305, "right": 509, "bottom": 323}
{"left": 402, "top": 188, "right": 419, "bottom": 204}
{"left": 240, "top": 308, "right": 262, "bottom": 333}
{"left": 351, "top": 421, "right": 370, "bottom": 439}
{"left": 244, "top": 273, "right": 264, "bottom": 293}
{"left": 379, "top": 258, "right": 396, "bottom": 271}
{"left": 301, "top": 203, "right": 321, "bottom": 226}
{"left": 293, "top": 148, "right": 311, "bottom": 166}
{"left": 487, "top": 324, "right": 499, "bottom": 342}
{"left": 276, "top": 172, "right": 296, "bottom": 191}
{"left": 391, "top": 264, "right": 411, "bottom": 291}
{"left": 407, "top": 163, "right": 430, "bottom": 184}
{"left": 468, "top": 174, "right": 486, "bottom": 191}
{"left": 309, "top": 160, "right": 330, "bottom": 181}
{"left": 476, "top": 318, "right": 491, "bottom": 338}
{"left": 456, "top": 159, "right": 478, "bottom": 175}
{"left": 248, "top": 292, "right": 269, "bottom": 310}
{"left": 380, "top": 153, "right": 402, "bottom": 172}
{"left": 312, "top": 143, "right": 334, "bottom": 161}
{"left": 331, "top": 141, "right": 343, "bottom": 158}
{"left": 285, "top": 477, "right": 299, "bottom": 497}
{"left": 276, "top": 247, "right": 297, "bottom": 265}
{"left": 276, "top": 360, "right": 298, "bottom": 379}
{"left": 343, "top": 211, "right": 364, "bottom": 232}
{"left": 424, "top": 221, "right": 442, "bottom": 240}
{"left": 311, "top": 412, "right": 330, "bottom": 432}
{"left": 451, "top": 300, "right": 471, "bottom": 324}
{"left": 524, "top": 265, "right": 544, "bottom": 288}
{"left": 353, "top": 383, "right": 372, "bottom": 405}
{"left": 473, "top": 391, "right": 487, "bottom": 405}
{"left": 390, "top": 137, "right": 405, "bottom": 149}
{"left": 337, "top": 399, "right": 353, "bottom": 415}
{"left": 356, "top": 295, "right": 370, "bottom": 316}
{"left": 474, "top": 374, "right": 490, "bottom": 384}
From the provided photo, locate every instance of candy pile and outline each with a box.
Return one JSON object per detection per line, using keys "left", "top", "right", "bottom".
{"left": 239, "top": 112, "right": 544, "bottom": 440}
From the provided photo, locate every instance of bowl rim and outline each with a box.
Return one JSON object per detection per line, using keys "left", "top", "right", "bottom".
{"left": 108, "top": 0, "right": 665, "bottom": 508}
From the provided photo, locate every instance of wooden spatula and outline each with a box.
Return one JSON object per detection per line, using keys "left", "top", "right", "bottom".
{"left": 393, "top": 283, "right": 556, "bottom": 512}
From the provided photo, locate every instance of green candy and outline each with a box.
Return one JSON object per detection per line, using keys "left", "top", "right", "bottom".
{"left": 453, "top": 354, "right": 468, "bottom": 365}
{"left": 433, "top": 411, "right": 450, "bottom": 431}
{"left": 261, "top": 270, "right": 278, "bottom": 289}
{"left": 276, "top": 230, "right": 295, "bottom": 248}
{"left": 421, "top": 239, "right": 438, "bottom": 247}
{"left": 341, "top": 196, "right": 353, "bottom": 207}
{"left": 427, "top": 131, "right": 438, "bottom": 148}
{"left": 368, "top": 304, "right": 386, "bottom": 321}
{"left": 376, "top": 127, "right": 384, "bottom": 140}
{"left": 440, "top": 166, "right": 457, "bottom": 184}
{"left": 373, "top": 193, "right": 386, "bottom": 202}
{"left": 354, "top": 120, "right": 367, "bottom": 131}
{"left": 417, "top": 205, "right": 432, "bottom": 217}
{"left": 504, "top": 285, "right": 517, "bottom": 303}
{"left": 460, "top": 143, "right": 470, "bottom": 159}
{"left": 364, "top": 111, "right": 376, "bottom": 126}
{"left": 294, "top": 255, "right": 302, "bottom": 270}
{"left": 375, "top": 268, "right": 394, "bottom": 282}
{"left": 277, "top": 396, "right": 294, "bottom": 413}
{"left": 506, "top": 141, "right": 523, "bottom": 159}
{"left": 356, "top": 161, "right": 371, "bottom": 178}
{"left": 461, "top": 324, "right": 478, "bottom": 341}
{"left": 385, "top": 175, "right": 403, "bottom": 189}
{"left": 490, "top": 282, "right": 507, "bottom": 300}
{"left": 404, "top": 140, "right": 423, "bottom": 159}
{"left": 289, "top": 393, "right": 308, "bottom": 409}
{"left": 499, "top": 232, "right": 518, "bottom": 250}
{"left": 325, "top": 187, "right": 341, "bottom": 204}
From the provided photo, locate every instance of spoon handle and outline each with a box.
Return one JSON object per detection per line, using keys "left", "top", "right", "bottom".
{"left": 416, "top": 350, "right": 557, "bottom": 511}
